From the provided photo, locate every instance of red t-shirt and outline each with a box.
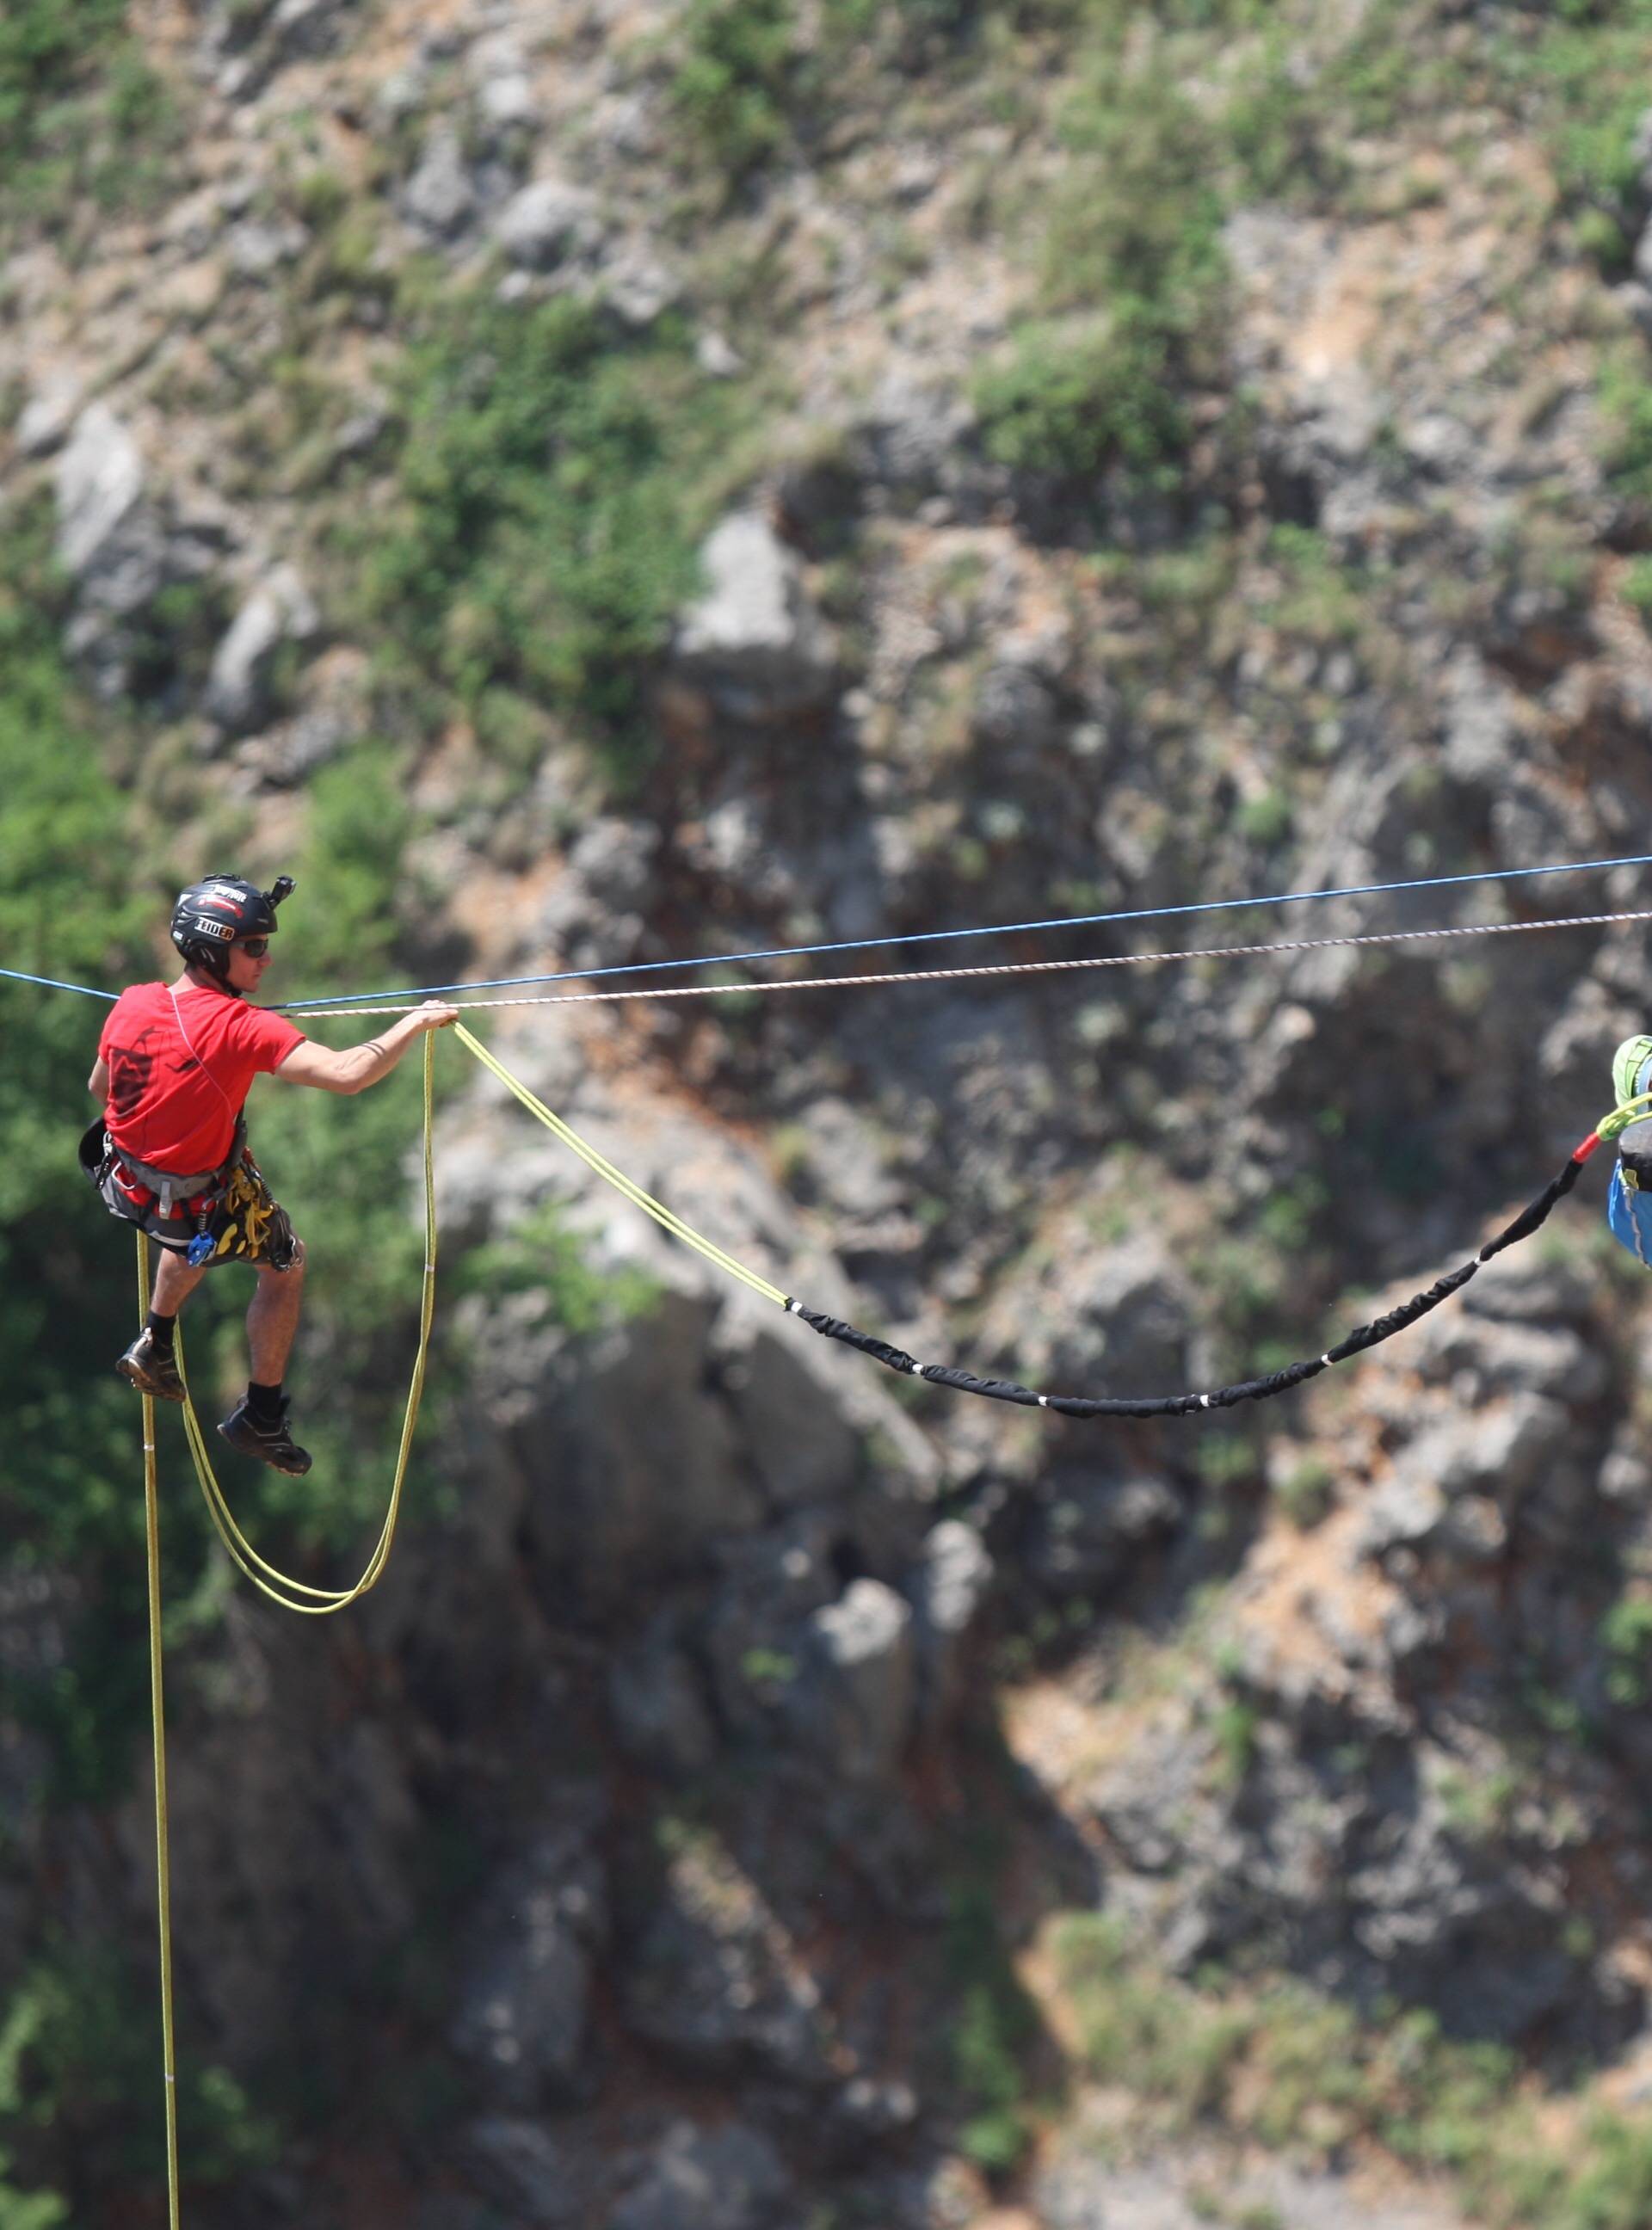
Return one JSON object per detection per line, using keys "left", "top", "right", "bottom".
{"left": 98, "top": 982, "right": 305, "bottom": 1174}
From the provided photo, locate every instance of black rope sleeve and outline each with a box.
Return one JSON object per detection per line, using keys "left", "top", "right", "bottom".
{"left": 784, "top": 1155, "right": 1588, "bottom": 1421}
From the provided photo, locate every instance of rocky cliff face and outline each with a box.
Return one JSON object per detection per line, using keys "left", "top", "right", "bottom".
{"left": 9, "top": 0, "right": 1652, "bottom": 2223}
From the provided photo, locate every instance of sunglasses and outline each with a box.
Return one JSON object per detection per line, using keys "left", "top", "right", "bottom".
{"left": 235, "top": 938, "right": 272, "bottom": 958}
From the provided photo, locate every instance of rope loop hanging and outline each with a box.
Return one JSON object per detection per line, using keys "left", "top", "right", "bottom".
{"left": 152, "top": 1031, "right": 438, "bottom": 1616}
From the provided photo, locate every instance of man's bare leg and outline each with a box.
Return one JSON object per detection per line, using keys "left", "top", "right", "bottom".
{"left": 246, "top": 1241, "right": 306, "bottom": 1386}
{"left": 151, "top": 1248, "right": 210, "bottom": 1317}
{"left": 118, "top": 1246, "right": 207, "bottom": 1401}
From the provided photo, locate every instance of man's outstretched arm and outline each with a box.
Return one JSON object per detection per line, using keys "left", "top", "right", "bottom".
{"left": 274, "top": 1001, "right": 458, "bottom": 1096}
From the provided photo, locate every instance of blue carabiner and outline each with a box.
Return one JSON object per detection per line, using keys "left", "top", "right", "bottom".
{"left": 187, "top": 1232, "right": 217, "bottom": 1268}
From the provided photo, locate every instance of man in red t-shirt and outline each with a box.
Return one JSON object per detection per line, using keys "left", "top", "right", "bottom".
{"left": 83, "top": 872, "right": 456, "bottom": 1476}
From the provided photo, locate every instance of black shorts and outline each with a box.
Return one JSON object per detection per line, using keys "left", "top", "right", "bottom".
{"left": 88, "top": 1138, "right": 299, "bottom": 1272}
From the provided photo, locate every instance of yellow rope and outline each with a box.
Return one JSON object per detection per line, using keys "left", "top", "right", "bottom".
{"left": 146, "top": 1032, "right": 437, "bottom": 1615}
{"left": 137, "top": 1233, "right": 182, "bottom": 2230}
{"left": 453, "top": 1023, "right": 789, "bottom": 1309}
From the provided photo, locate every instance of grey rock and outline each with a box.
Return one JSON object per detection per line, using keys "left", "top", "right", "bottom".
{"left": 496, "top": 176, "right": 601, "bottom": 268}
{"left": 471, "top": 36, "right": 539, "bottom": 131}
{"left": 1601, "top": 1438, "right": 1652, "bottom": 1507}
{"left": 225, "top": 218, "right": 307, "bottom": 277}
{"left": 1035, "top": 2135, "right": 1471, "bottom": 2230}
{"left": 972, "top": 659, "right": 1061, "bottom": 752}
{"left": 1359, "top": 1469, "right": 1448, "bottom": 1560}
{"left": 909, "top": 1519, "right": 993, "bottom": 1728}
{"left": 462, "top": 2119, "right": 582, "bottom": 2224}
{"left": 416, "top": 2200, "right": 493, "bottom": 2230}
{"left": 15, "top": 377, "right": 83, "bottom": 459}
{"left": 612, "top": 2121, "right": 789, "bottom": 2230}
{"left": 788, "top": 1097, "right": 906, "bottom": 1223}
{"left": 332, "top": 402, "right": 389, "bottom": 459}
{"left": 858, "top": 371, "right": 974, "bottom": 495}
{"left": 539, "top": 817, "right": 659, "bottom": 970}
{"left": 793, "top": 1578, "right": 915, "bottom": 1785}
{"left": 710, "top": 1310, "right": 860, "bottom": 1509}
{"left": 705, "top": 1518, "right": 842, "bottom": 1744}
{"left": 208, "top": 0, "right": 350, "bottom": 97}
{"left": 1635, "top": 216, "right": 1652, "bottom": 291}
{"left": 1459, "top": 1250, "right": 1593, "bottom": 1325}
{"left": 53, "top": 404, "right": 184, "bottom": 696}
{"left": 1439, "top": 650, "right": 1519, "bottom": 786}
{"left": 478, "top": 70, "right": 538, "bottom": 129}
{"left": 604, "top": 242, "right": 681, "bottom": 329}
{"left": 402, "top": 129, "right": 477, "bottom": 238}
{"left": 1027, "top": 1473, "right": 1182, "bottom": 1596}
{"left": 451, "top": 1826, "right": 607, "bottom": 2105}
{"left": 205, "top": 564, "right": 318, "bottom": 734}
{"left": 832, "top": 2073, "right": 920, "bottom": 2137}
{"left": 609, "top": 1621, "right": 718, "bottom": 1776}
{"left": 512, "top": 1289, "right": 763, "bottom": 1590}
{"left": 623, "top": 1827, "right": 831, "bottom": 2075}
{"left": 268, "top": 0, "right": 347, "bottom": 61}
{"left": 992, "top": 1230, "right": 1197, "bottom": 1397}
{"left": 1401, "top": 410, "right": 1473, "bottom": 477}
{"left": 697, "top": 330, "right": 745, "bottom": 378}
{"left": 675, "top": 511, "right": 835, "bottom": 715}
{"left": 55, "top": 403, "right": 145, "bottom": 581}
{"left": 566, "top": 816, "right": 657, "bottom": 905}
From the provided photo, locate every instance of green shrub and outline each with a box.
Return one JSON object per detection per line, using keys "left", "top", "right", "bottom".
{"left": 979, "top": 46, "right": 1228, "bottom": 490}
{"left": 0, "top": 1940, "right": 277, "bottom": 2215}
{"left": 1041, "top": 59, "right": 1226, "bottom": 323}
{"left": 943, "top": 1850, "right": 1039, "bottom": 2174}
{"left": 1598, "top": 348, "right": 1652, "bottom": 500}
{"left": 670, "top": 0, "right": 798, "bottom": 178}
{"left": 1525, "top": 0, "right": 1652, "bottom": 234}
{"left": 1273, "top": 1454, "right": 1335, "bottom": 1529}
{"left": 974, "top": 305, "right": 1193, "bottom": 483}
{"left": 0, "top": 0, "right": 180, "bottom": 225}
{"left": 360, "top": 293, "right": 737, "bottom": 757}
{"left": 1600, "top": 1594, "right": 1652, "bottom": 1706}
{"left": 1045, "top": 1908, "right": 1652, "bottom": 2223}
{"left": 1621, "top": 556, "right": 1652, "bottom": 620}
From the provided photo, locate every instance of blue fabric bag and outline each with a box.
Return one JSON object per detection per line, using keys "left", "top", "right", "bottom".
{"left": 1608, "top": 1161, "right": 1652, "bottom": 1267}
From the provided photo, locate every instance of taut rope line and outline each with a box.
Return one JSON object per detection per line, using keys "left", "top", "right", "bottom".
{"left": 286, "top": 905, "right": 1652, "bottom": 1020}
{"left": 277, "top": 846, "right": 1652, "bottom": 1011}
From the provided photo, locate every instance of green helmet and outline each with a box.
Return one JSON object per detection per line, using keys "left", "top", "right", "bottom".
{"left": 1612, "top": 1035, "right": 1652, "bottom": 1110}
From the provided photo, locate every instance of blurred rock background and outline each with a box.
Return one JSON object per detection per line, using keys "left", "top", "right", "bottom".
{"left": 7, "top": 0, "right": 1652, "bottom": 2223}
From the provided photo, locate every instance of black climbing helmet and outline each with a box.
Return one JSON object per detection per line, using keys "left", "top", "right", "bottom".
{"left": 170, "top": 872, "right": 295, "bottom": 985}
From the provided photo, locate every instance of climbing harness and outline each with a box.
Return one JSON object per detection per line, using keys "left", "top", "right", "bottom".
{"left": 141, "top": 1032, "right": 435, "bottom": 1617}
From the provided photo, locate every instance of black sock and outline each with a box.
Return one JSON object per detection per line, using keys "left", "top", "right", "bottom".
{"left": 246, "top": 1380, "right": 284, "bottom": 1426}
{"left": 145, "top": 1310, "right": 176, "bottom": 1354}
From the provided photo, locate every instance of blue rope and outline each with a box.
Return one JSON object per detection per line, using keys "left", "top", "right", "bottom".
{"left": 277, "top": 850, "right": 1652, "bottom": 1013}
{"left": 4, "top": 851, "right": 1649, "bottom": 1013}
{"left": 0, "top": 965, "right": 117, "bottom": 1002}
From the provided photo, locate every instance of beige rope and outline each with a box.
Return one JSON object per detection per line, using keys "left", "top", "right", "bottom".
{"left": 284, "top": 906, "right": 1652, "bottom": 1021}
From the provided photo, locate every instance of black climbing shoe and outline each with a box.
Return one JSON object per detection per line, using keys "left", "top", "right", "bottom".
{"left": 116, "top": 1329, "right": 187, "bottom": 1405}
{"left": 217, "top": 1395, "right": 313, "bottom": 1476}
